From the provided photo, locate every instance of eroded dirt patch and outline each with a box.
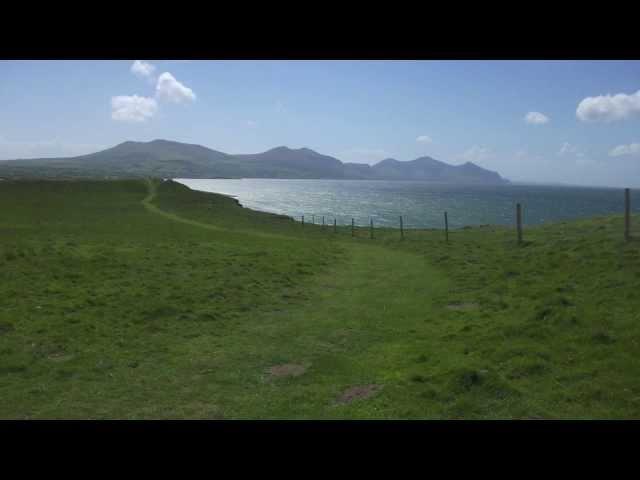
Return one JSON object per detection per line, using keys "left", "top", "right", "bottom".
{"left": 48, "top": 351, "right": 73, "bottom": 362}
{"left": 336, "top": 384, "right": 383, "bottom": 405}
{"left": 268, "top": 363, "right": 306, "bottom": 379}
{"left": 446, "top": 302, "right": 479, "bottom": 311}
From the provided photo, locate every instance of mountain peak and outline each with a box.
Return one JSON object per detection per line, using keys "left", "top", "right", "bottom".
{"left": 413, "top": 156, "right": 446, "bottom": 165}
{"left": 149, "top": 139, "right": 196, "bottom": 147}
{"left": 460, "top": 161, "right": 482, "bottom": 169}
{"left": 114, "top": 140, "right": 139, "bottom": 147}
{"left": 114, "top": 139, "right": 182, "bottom": 149}
{"left": 263, "top": 146, "right": 325, "bottom": 157}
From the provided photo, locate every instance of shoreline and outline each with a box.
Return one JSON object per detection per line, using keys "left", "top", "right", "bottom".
{"left": 172, "top": 178, "right": 635, "bottom": 232}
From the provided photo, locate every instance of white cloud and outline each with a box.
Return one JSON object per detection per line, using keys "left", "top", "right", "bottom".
{"left": 460, "top": 145, "right": 495, "bottom": 164}
{"left": 609, "top": 142, "right": 640, "bottom": 157}
{"left": 111, "top": 95, "right": 158, "bottom": 122}
{"left": 416, "top": 135, "right": 432, "bottom": 143}
{"left": 131, "top": 60, "right": 156, "bottom": 78}
{"left": 576, "top": 89, "right": 640, "bottom": 122}
{"left": 524, "top": 111, "right": 550, "bottom": 125}
{"left": 109, "top": 67, "right": 195, "bottom": 123}
{"left": 558, "top": 142, "right": 584, "bottom": 157}
{"left": 557, "top": 142, "right": 592, "bottom": 167}
{"left": 155, "top": 72, "right": 196, "bottom": 103}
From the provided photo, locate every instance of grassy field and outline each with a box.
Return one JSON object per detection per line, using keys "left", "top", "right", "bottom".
{"left": 1, "top": 178, "right": 639, "bottom": 419}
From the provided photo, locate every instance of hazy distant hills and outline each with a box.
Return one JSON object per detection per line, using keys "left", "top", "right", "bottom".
{"left": 0, "top": 139, "right": 509, "bottom": 184}
{"left": 234, "top": 146, "right": 347, "bottom": 179}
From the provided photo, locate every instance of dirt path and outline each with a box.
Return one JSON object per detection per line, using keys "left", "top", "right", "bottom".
{"left": 141, "top": 178, "right": 304, "bottom": 242}
{"left": 141, "top": 178, "right": 226, "bottom": 233}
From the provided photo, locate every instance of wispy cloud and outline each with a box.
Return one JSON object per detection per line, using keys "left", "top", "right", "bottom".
{"left": 557, "top": 142, "right": 595, "bottom": 168}
{"left": 524, "top": 111, "right": 550, "bottom": 125}
{"left": 558, "top": 142, "right": 584, "bottom": 157}
{"left": 247, "top": 120, "right": 257, "bottom": 127}
{"left": 111, "top": 95, "right": 158, "bottom": 122}
{"left": 155, "top": 72, "right": 196, "bottom": 104}
{"left": 576, "top": 89, "right": 640, "bottom": 122}
{"left": 609, "top": 142, "right": 640, "bottom": 157}
{"left": 416, "top": 135, "right": 432, "bottom": 143}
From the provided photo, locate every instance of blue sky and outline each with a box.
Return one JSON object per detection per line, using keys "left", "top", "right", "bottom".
{"left": 1, "top": 60, "right": 639, "bottom": 187}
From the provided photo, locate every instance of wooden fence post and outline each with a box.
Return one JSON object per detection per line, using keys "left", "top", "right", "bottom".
{"left": 370, "top": 218, "right": 374, "bottom": 239}
{"left": 334, "top": 218, "right": 337, "bottom": 233}
{"left": 322, "top": 216, "right": 325, "bottom": 229}
{"left": 312, "top": 215, "right": 315, "bottom": 224}
{"left": 516, "top": 203, "right": 523, "bottom": 245}
{"left": 625, "top": 188, "right": 631, "bottom": 242}
{"left": 400, "top": 215, "right": 404, "bottom": 240}
{"left": 444, "top": 211, "right": 449, "bottom": 243}
{"left": 302, "top": 215, "right": 304, "bottom": 227}
{"left": 351, "top": 218, "right": 355, "bottom": 237}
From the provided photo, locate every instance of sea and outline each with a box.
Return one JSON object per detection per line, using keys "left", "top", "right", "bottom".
{"left": 174, "top": 178, "right": 638, "bottom": 229}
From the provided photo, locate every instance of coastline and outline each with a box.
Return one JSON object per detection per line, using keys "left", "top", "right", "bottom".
{"left": 171, "top": 178, "right": 636, "bottom": 232}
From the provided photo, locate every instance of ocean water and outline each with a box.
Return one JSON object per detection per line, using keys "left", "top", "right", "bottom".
{"left": 175, "top": 178, "right": 638, "bottom": 229}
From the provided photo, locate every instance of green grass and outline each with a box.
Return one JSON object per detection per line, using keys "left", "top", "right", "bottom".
{"left": 1, "top": 178, "right": 639, "bottom": 418}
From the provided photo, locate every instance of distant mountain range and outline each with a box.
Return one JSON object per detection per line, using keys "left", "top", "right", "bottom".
{"left": 0, "top": 139, "right": 509, "bottom": 184}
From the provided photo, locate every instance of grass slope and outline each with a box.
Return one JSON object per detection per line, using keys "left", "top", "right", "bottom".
{"left": 0, "top": 179, "right": 638, "bottom": 418}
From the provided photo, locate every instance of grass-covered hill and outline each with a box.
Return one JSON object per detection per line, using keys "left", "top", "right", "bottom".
{"left": 0, "top": 140, "right": 245, "bottom": 179}
{"left": 0, "top": 139, "right": 509, "bottom": 184}
{"left": 0, "top": 178, "right": 638, "bottom": 418}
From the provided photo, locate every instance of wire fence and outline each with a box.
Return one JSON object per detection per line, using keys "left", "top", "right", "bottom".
{"left": 298, "top": 188, "right": 638, "bottom": 244}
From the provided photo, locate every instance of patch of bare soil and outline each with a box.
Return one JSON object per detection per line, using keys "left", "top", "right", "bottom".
{"left": 446, "top": 302, "right": 479, "bottom": 311}
{"left": 268, "top": 363, "right": 307, "bottom": 379}
{"left": 48, "top": 351, "right": 73, "bottom": 362}
{"left": 336, "top": 384, "right": 383, "bottom": 405}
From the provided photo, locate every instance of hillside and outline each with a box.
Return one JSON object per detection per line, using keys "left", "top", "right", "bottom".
{"left": 0, "top": 139, "right": 509, "bottom": 184}
{"left": 0, "top": 178, "right": 638, "bottom": 419}
{"left": 234, "top": 146, "right": 347, "bottom": 179}
{"left": 369, "top": 156, "right": 505, "bottom": 183}
{"left": 0, "top": 140, "right": 250, "bottom": 179}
